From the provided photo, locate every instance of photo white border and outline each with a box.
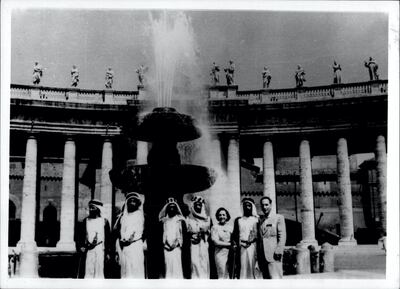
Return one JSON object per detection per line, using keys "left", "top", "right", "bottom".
{"left": 1, "top": 1, "right": 399, "bottom": 289}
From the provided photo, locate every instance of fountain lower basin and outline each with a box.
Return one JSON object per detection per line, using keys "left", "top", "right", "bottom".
{"left": 110, "top": 163, "right": 216, "bottom": 194}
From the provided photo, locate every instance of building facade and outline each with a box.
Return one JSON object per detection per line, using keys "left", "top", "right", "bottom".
{"left": 8, "top": 80, "right": 387, "bottom": 277}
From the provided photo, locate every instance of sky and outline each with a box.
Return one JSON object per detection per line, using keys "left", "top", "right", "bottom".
{"left": 10, "top": 9, "right": 388, "bottom": 91}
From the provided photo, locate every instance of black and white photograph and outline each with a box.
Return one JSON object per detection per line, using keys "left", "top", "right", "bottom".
{"left": 1, "top": 1, "right": 399, "bottom": 289}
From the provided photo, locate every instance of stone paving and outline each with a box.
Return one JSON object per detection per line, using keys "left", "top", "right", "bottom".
{"left": 284, "top": 269, "right": 385, "bottom": 279}
{"left": 285, "top": 245, "right": 386, "bottom": 279}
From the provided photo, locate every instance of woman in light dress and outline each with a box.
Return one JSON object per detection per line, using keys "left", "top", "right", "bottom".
{"left": 211, "top": 207, "right": 233, "bottom": 279}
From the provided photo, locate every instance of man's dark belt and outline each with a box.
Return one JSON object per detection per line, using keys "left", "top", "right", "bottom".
{"left": 86, "top": 241, "right": 103, "bottom": 250}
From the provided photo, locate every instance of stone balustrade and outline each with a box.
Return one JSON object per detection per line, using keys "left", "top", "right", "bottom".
{"left": 10, "top": 80, "right": 387, "bottom": 106}
{"left": 229, "top": 80, "right": 387, "bottom": 104}
{"left": 10, "top": 84, "right": 141, "bottom": 105}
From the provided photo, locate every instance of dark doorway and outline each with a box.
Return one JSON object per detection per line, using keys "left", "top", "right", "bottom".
{"left": 38, "top": 202, "right": 60, "bottom": 247}
{"left": 8, "top": 200, "right": 20, "bottom": 246}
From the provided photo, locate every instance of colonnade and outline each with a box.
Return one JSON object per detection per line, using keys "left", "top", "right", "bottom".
{"left": 206, "top": 134, "right": 386, "bottom": 248}
{"left": 14, "top": 133, "right": 387, "bottom": 276}
{"left": 259, "top": 136, "right": 386, "bottom": 247}
{"left": 16, "top": 135, "right": 113, "bottom": 276}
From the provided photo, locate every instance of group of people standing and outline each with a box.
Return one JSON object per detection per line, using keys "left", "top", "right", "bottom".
{"left": 78, "top": 193, "right": 286, "bottom": 280}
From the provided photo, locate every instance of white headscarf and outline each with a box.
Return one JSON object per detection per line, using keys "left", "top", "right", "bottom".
{"left": 241, "top": 198, "right": 259, "bottom": 218}
{"left": 114, "top": 192, "right": 144, "bottom": 229}
{"left": 189, "top": 196, "right": 208, "bottom": 220}
{"left": 122, "top": 192, "right": 143, "bottom": 214}
{"left": 158, "top": 197, "right": 184, "bottom": 222}
{"left": 88, "top": 199, "right": 104, "bottom": 218}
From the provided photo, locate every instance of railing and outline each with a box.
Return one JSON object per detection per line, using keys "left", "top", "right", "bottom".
{"left": 11, "top": 80, "right": 387, "bottom": 106}
{"left": 7, "top": 246, "right": 79, "bottom": 278}
{"left": 233, "top": 80, "right": 387, "bottom": 104}
{"left": 10, "top": 84, "right": 141, "bottom": 105}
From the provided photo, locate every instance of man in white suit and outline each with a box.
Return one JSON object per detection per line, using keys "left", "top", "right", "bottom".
{"left": 257, "top": 196, "right": 286, "bottom": 279}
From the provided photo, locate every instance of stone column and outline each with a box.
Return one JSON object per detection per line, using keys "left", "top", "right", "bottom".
{"left": 337, "top": 138, "right": 357, "bottom": 245}
{"left": 263, "top": 141, "right": 276, "bottom": 213}
{"left": 137, "top": 140, "right": 148, "bottom": 165}
{"left": 17, "top": 135, "right": 39, "bottom": 277}
{"left": 298, "top": 140, "right": 318, "bottom": 247}
{"left": 56, "top": 138, "right": 76, "bottom": 251}
{"left": 211, "top": 138, "right": 223, "bottom": 169}
{"left": 227, "top": 137, "right": 242, "bottom": 220}
{"left": 208, "top": 137, "right": 224, "bottom": 220}
{"left": 100, "top": 138, "right": 113, "bottom": 222}
{"left": 375, "top": 135, "right": 387, "bottom": 235}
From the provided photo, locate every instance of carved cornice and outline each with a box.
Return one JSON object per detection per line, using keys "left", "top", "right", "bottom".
{"left": 10, "top": 119, "right": 121, "bottom": 135}
{"left": 231, "top": 122, "right": 387, "bottom": 137}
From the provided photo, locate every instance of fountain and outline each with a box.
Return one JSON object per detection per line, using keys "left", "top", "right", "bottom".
{"left": 109, "top": 107, "right": 217, "bottom": 198}
{"left": 109, "top": 12, "right": 217, "bottom": 278}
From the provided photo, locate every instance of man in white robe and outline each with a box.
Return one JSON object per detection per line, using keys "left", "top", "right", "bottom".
{"left": 159, "top": 198, "right": 186, "bottom": 278}
{"left": 186, "top": 196, "right": 211, "bottom": 279}
{"left": 232, "top": 198, "right": 261, "bottom": 279}
{"left": 79, "top": 199, "right": 111, "bottom": 279}
{"left": 114, "top": 192, "right": 146, "bottom": 278}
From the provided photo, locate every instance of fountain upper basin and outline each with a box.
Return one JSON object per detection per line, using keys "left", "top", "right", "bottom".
{"left": 136, "top": 107, "right": 202, "bottom": 142}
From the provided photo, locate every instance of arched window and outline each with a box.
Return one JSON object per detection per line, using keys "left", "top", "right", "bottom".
{"left": 8, "top": 200, "right": 19, "bottom": 246}
{"left": 41, "top": 202, "right": 59, "bottom": 247}
{"left": 43, "top": 202, "right": 57, "bottom": 223}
